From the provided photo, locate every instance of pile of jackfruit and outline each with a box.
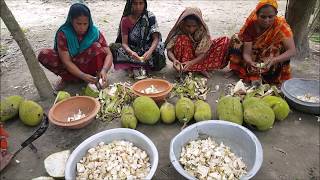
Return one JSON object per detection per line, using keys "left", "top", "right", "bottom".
{"left": 121, "top": 96, "right": 213, "bottom": 129}
{"left": 217, "top": 95, "right": 290, "bottom": 131}
{"left": 0, "top": 95, "right": 44, "bottom": 126}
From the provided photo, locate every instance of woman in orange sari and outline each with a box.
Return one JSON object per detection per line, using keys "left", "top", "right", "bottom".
{"left": 228, "top": 0, "right": 296, "bottom": 85}
{"left": 165, "top": 7, "right": 230, "bottom": 78}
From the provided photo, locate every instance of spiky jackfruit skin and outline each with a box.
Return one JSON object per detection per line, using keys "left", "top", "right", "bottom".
{"left": 19, "top": 100, "right": 43, "bottom": 126}
{"left": 160, "top": 102, "right": 176, "bottom": 124}
{"left": 242, "top": 97, "right": 260, "bottom": 109}
{"left": 244, "top": 100, "right": 275, "bottom": 131}
{"left": 133, "top": 96, "right": 160, "bottom": 125}
{"left": 262, "top": 96, "right": 290, "bottom": 121}
{"left": 121, "top": 106, "right": 137, "bottom": 129}
{"left": 175, "top": 97, "right": 194, "bottom": 123}
{"left": 0, "top": 95, "right": 24, "bottom": 122}
{"left": 217, "top": 96, "right": 243, "bottom": 125}
{"left": 194, "top": 100, "right": 212, "bottom": 122}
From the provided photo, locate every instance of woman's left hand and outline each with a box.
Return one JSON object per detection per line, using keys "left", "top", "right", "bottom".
{"left": 142, "top": 50, "right": 153, "bottom": 61}
{"left": 264, "top": 58, "right": 276, "bottom": 70}
{"left": 182, "top": 60, "right": 197, "bottom": 71}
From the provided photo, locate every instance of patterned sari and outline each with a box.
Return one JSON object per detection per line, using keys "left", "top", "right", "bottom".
{"left": 110, "top": 0, "right": 166, "bottom": 71}
{"left": 228, "top": 0, "right": 293, "bottom": 84}
{"left": 165, "top": 7, "right": 230, "bottom": 72}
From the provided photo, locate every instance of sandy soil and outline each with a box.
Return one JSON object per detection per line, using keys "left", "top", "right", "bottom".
{"left": 0, "top": 0, "right": 319, "bottom": 179}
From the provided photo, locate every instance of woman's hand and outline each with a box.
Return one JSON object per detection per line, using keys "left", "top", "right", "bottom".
{"left": 99, "top": 69, "right": 108, "bottom": 83}
{"left": 264, "top": 58, "right": 276, "bottom": 70}
{"left": 131, "top": 51, "right": 141, "bottom": 61}
{"left": 81, "top": 73, "right": 97, "bottom": 84}
{"left": 182, "top": 60, "right": 197, "bottom": 71}
{"left": 173, "top": 59, "right": 182, "bottom": 71}
{"left": 142, "top": 50, "right": 153, "bottom": 61}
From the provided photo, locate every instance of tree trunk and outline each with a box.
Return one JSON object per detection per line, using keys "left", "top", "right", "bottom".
{"left": 286, "top": 0, "right": 317, "bottom": 58}
{"left": 0, "top": 0, "right": 54, "bottom": 100}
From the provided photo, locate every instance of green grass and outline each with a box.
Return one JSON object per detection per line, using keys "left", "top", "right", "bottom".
{"left": 309, "top": 33, "right": 320, "bottom": 43}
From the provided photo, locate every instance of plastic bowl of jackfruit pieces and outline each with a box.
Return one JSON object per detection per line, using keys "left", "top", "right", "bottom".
{"left": 132, "top": 78, "right": 173, "bottom": 102}
{"left": 281, "top": 78, "right": 320, "bottom": 114}
{"left": 170, "top": 120, "right": 263, "bottom": 180}
{"left": 48, "top": 96, "right": 100, "bottom": 129}
{"left": 65, "top": 128, "right": 159, "bottom": 180}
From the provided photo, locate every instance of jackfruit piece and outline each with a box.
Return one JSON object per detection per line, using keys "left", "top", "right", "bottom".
{"left": 175, "top": 97, "right": 194, "bottom": 123}
{"left": 194, "top": 100, "right": 212, "bottom": 122}
{"left": 133, "top": 96, "right": 160, "bottom": 125}
{"left": 0, "top": 95, "right": 24, "bottom": 122}
{"left": 262, "top": 96, "right": 290, "bottom": 121}
{"left": 160, "top": 102, "right": 176, "bottom": 124}
{"left": 55, "top": 91, "right": 71, "bottom": 103}
{"left": 217, "top": 96, "right": 243, "bottom": 125}
{"left": 19, "top": 100, "right": 43, "bottom": 126}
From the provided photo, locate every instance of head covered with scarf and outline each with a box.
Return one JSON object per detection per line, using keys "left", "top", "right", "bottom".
{"left": 238, "top": 0, "right": 292, "bottom": 48}
{"left": 54, "top": 3, "right": 99, "bottom": 57}
{"left": 165, "top": 7, "right": 212, "bottom": 56}
{"left": 115, "top": 0, "right": 149, "bottom": 43}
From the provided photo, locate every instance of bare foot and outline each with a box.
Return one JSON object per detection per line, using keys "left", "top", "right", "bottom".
{"left": 53, "top": 78, "right": 66, "bottom": 91}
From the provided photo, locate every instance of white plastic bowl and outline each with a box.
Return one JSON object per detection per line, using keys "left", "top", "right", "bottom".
{"left": 170, "top": 120, "right": 263, "bottom": 180}
{"left": 65, "top": 128, "right": 159, "bottom": 180}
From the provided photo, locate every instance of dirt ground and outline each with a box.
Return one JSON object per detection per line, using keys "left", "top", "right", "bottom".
{"left": 0, "top": 0, "right": 319, "bottom": 179}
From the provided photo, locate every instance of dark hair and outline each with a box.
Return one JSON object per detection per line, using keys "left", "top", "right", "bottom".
{"left": 183, "top": 15, "right": 201, "bottom": 24}
{"left": 69, "top": 3, "right": 90, "bottom": 20}
{"left": 256, "top": 4, "right": 278, "bottom": 15}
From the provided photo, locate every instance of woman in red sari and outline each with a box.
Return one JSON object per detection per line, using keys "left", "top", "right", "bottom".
{"left": 165, "top": 7, "right": 230, "bottom": 78}
{"left": 228, "top": 0, "right": 296, "bottom": 85}
{"left": 38, "top": 3, "right": 113, "bottom": 90}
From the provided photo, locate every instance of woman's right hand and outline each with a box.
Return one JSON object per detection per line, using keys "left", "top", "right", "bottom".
{"left": 173, "top": 60, "right": 182, "bottom": 71}
{"left": 131, "top": 52, "right": 141, "bottom": 61}
{"left": 81, "top": 73, "right": 97, "bottom": 84}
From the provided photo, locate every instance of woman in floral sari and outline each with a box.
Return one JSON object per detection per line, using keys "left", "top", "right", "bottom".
{"left": 110, "top": 0, "right": 166, "bottom": 79}
{"left": 165, "top": 7, "right": 230, "bottom": 78}
{"left": 38, "top": 3, "right": 113, "bottom": 90}
{"left": 228, "top": 0, "right": 296, "bottom": 85}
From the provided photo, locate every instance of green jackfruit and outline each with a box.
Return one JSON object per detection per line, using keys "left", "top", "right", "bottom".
{"left": 0, "top": 95, "right": 24, "bottom": 122}
{"left": 160, "top": 102, "right": 176, "bottom": 124}
{"left": 121, "top": 106, "right": 137, "bottom": 129}
{"left": 175, "top": 97, "right": 194, "bottom": 123}
{"left": 194, "top": 100, "right": 212, "bottom": 122}
{"left": 19, "top": 100, "right": 43, "bottom": 126}
{"left": 243, "top": 97, "right": 260, "bottom": 109}
{"left": 217, "top": 96, "right": 243, "bottom": 125}
{"left": 84, "top": 84, "right": 99, "bottom": 98}
{"left": 133, "top": 96, "right": 160, "bottom": 125}
{"left": 262, "top": 96, "right": 290, "bottom": 121}
{"left": 55, "top": 91, "right": 71, "bottom": 103}
{"left": 244, "top": 100, "right": 275, "bottom": 131}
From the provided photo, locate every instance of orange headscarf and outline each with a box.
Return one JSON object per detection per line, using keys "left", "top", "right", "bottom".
{"left": 238, "top": 0, "right": 292, "bottom": 48}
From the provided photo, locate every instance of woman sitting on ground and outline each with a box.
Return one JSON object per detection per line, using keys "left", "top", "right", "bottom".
{"left": 165, "top": 7, "right": 230, "bottom": 78}
{"left": 38, "top": 3, "right": 113, "bottom": 90}
{"left": 227, "top": 0, "right": 296, "bottom": 85}
{"left": 110, "top": 0, "right": 166, "bottom": 79}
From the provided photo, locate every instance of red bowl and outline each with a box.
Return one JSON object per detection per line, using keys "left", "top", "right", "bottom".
{"left": 48, "top": 96, "right": 100, "bottom": 129}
